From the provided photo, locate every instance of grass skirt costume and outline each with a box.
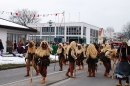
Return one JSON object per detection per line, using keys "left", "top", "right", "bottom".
{"left": 114, "top": 47, "right": 130, "bottom": 78}
{"left": 115, "top": 61, "right": 130, "bottom": 78}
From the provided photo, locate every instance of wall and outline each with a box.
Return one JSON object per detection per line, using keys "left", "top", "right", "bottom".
{"left": 0, "top": 29, "right": 7, "bottom": 53}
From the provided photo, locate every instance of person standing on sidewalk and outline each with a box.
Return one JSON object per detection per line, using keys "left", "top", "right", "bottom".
{"left": 0, "top": 39, "right": 4, "bottom": 56}
{"left": 66, "top": 41, "right": 77, "bottom": 78}
{"left": 12, "top": 40, "right": 17, "bottom": 56}
{"left": 35, "top": 41, "right": 53, "bottom": 84}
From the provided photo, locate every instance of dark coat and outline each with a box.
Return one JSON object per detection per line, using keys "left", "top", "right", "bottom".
{"left": 0, "top": 42, "right": 4, "bottom": 49}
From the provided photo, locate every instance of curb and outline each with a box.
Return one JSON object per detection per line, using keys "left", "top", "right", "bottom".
{"left": 0, "top": 65, "right": 26, "bottom": 71}
{"left": 0, "top": 61, "right": 58, "bottom": 71}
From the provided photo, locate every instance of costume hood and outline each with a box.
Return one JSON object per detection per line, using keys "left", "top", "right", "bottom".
{"left": 27, "top": 41, "right": 36, "bottom": 54}
{"left": 35, "top": 41, "right": 52, "bottom": 57}
{"left": 86, "top": 44, "right": 97, "bottom": 59}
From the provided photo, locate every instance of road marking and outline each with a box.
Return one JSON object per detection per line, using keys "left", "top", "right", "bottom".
{"left": 0, "top": 70, "right": 66, "bottom": 86}
{"left": 49, "top": 78, "right": 71, "bottom": 86}
{"left": 0, "top": 66, "right": 87, "bottom": 86}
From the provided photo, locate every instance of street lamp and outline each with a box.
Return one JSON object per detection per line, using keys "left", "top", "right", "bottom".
{"left": 47, "top": 20, "right": 53, "bottom": 43}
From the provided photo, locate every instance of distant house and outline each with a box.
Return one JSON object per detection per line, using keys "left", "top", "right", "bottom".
{"left": 0, "top": 18, "right": 37, "bottom": 53}
{"left": 98, "top": 28, "right": 104, "bottom": 44}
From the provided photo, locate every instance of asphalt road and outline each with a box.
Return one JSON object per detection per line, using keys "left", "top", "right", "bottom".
{"left": 0, "top": 62, "right": 128, "bottom": 86}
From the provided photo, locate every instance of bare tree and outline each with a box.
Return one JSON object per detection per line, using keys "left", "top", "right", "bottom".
{"left": 123, "top": 22, "right": 130, "bottom": 39}
{"left": 9, "top": 9, "right": 41, "bottom": 26}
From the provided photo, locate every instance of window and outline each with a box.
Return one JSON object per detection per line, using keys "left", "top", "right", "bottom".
{"left": 56, "top": 26, "right": 65, "bottom": 35}
{"left": 66, "top": 26, "right": 81, "bottom": 35}
{"left": 90, "top": 29, "right": 92, "bottom": 36}
{"left": 83, "top": 27, "right": 86, "bottom": 35}
{"left": 42, "top": 27, "right": 55, "bottom": 32}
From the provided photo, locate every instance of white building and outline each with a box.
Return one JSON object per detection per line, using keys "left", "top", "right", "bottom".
{"left": 27, "top": 22, "right": 100, "bottom": 44}
{"left": 0, "top": 18, "right": 37, "bottom": 53}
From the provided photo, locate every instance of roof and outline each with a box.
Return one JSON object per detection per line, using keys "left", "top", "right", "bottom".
{"left": 0, "top": 18, "right": 37, "bottom": 32}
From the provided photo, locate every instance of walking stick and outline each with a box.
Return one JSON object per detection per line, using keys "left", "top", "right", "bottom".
{"left": 54, "top": 55, "right": 56, "bottom": 71}
{"left": 30, "top": 56, "right": 34, "bottom": 83}
{"left": 112, "top": 58, "right": 117, "bottom": 79}
{"left": 74, "top": 60, "right": 77, "bottom": 79}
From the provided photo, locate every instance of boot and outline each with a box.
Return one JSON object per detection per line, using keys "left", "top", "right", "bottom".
{"left": 125, "top": 83, "right": 129, "bottom": 86}
{"left": 59, "top": 66, "right": 63, "bottom": 71}
{"left": 77, "top": 66, "right": 81, "bottom": 70}
{"left": 25, "top": 71, "right": 29, "bottom": 77}
{"left": 104, "top": 72, "right": 107, "bottom": 76}
{"left": 116, "top": 83, "right": 121, "bottom": 86}
{"left": 70, "top": 73, "right": 76, "bottom": 78}
{"left": 91, "top": 72, "right": 95, "bottom": 77}
{"left": 36, "top": 70, "right": 39, "bottom": 76}
{"left": 82, "top": 65, "right": 84, "bottom": 70}
{"left": 106, "top": 73, "right": 111, "bottom": 78}
{"left": 87, "top": 72, "right": 91, "bottom": 77}
{"left": 65, "top": 71, "right": 70, "bottom": 77}
{"left": 41, "top": 77, "right": 45, "bottom": 84}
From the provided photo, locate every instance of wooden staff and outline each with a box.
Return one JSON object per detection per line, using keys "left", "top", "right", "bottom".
{"left": 30, "top": 55, "right": 34, "bottom": 83}
{"left": 54, "top": 55, "right": 56, "bottom": 71}
{"left": 74, "top": 59, "right": 77, "bottom": 79}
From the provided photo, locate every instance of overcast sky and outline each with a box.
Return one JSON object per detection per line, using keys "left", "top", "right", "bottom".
{"left": 0, "top": 0, "right": 130, "bottom": 32}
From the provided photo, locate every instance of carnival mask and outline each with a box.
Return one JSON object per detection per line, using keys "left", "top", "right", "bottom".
{"left": 42, "top": 42, "right": 47, "bottom": 49}
{"left": 29, "top": 42, "right": 34, "bottom": 47}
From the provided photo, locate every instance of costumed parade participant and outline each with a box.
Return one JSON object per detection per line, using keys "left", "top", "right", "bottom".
{"left": 76, "top": 44, "right": 84, "bottom": 70}
{"left": 56, "top": 43, "right": 66, "bottom": 71}
{"left": 63, "top": 43, "right": 68, "bottom": 65}
{"left": 86, "top": 44, "right": 97, "bottom": 77}
{"left": 35, "top": 41, "right": 52, "bottom": 84}
{"left": 25, "top": 41, "right": 39, "bottom": 77}
{"left": 66, "top": 41, "right": 77, "bottom": 78}
{"left": 115, "top": 42, "right": 130, "bottom": 86}
{"left": 83, "top": 44, "right": 88, "bottom": 62}
{"left": 100, "top": 44, "right": 112, "bottom": 78}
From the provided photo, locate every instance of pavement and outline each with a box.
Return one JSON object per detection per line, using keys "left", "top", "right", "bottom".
{"left": 0, "top": 62, "right": 129, "bottom": 86}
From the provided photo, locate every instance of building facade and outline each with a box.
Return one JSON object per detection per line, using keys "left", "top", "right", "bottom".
{"left": 0, "top": 18, "right": 37, "bottom": 53}
{"left": 27, "top": 22, "right": 100, "bottom": 44}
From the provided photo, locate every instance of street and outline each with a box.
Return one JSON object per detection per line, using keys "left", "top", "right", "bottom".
{"left": 0, "top": 62, "right": 128, "bottom": 86}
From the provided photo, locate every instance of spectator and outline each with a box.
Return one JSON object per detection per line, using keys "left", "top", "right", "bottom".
{"left": 0, "top": 39, "right": 4, "bottom": 56}
{"left": 12, "top": 40, "right": 17, "bottom": 56}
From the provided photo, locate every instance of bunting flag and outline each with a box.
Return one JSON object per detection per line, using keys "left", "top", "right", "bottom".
{"left": 0, "top": 10, "right": 64, "bottom": 17}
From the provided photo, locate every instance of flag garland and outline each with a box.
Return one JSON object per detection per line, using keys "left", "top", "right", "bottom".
{"left": 0, "top": 11, "right": 64, "bottom": 17}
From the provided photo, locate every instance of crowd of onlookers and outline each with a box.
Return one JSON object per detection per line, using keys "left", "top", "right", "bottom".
{"left": 0, "top": 38, "right": 120, "bottom": 57}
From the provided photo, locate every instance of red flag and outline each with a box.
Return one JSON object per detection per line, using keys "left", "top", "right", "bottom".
{"left": 33, "top": 14, "right": 36, "bottom": 17}
{"left": 15, "top": 13, "right": 18, "bottom": 16}
{"left": 55, "top": 13, "right": 57, "bottom": 16}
